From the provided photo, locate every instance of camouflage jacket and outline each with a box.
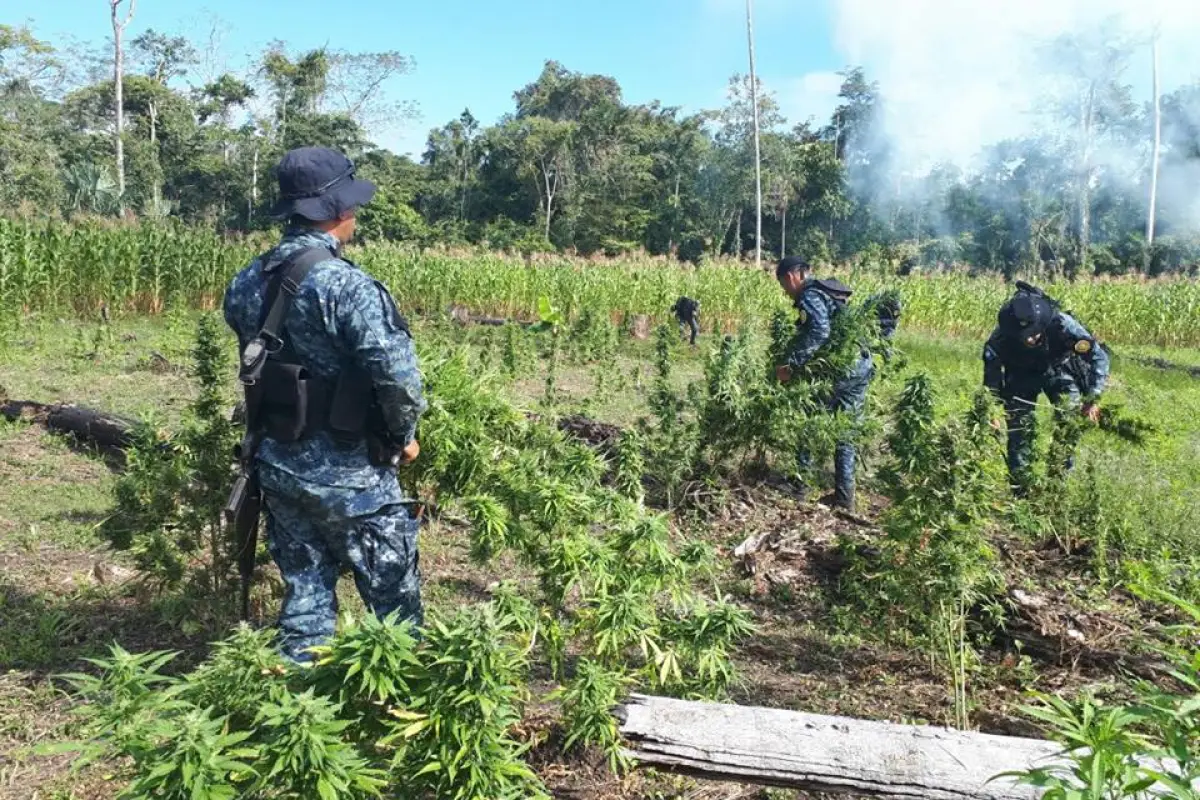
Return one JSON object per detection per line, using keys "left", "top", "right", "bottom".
{"left": 983, "top": 312, "right": 1111, "bottom": 399}
{"left": 223, "top": 227, "right": 427, "bottom": 516}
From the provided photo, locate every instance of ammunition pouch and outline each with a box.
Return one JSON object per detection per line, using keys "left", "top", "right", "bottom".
{"left": 244, "top": 361, "right": 375, "bottom": 445}
{"left": 237, "top": 245, "right": 400, "bottom": 460}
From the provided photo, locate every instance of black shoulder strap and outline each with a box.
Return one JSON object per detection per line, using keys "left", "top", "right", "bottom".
{"left": 259, "top": 246, "right": 335, "bottom": 345}
{"left": 238, "top": 246, "right": 334, "bottom": 387}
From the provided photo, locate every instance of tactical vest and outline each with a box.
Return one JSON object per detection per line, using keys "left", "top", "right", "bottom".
{"left": 237, "top": 246, "right": 402, "bottom": 445}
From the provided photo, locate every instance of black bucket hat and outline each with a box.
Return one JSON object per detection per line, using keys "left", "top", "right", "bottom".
{"left": 269, "top": 146, "right": 376, "bottom": 221}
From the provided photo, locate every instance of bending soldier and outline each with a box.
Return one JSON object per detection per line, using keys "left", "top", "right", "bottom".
{"left": 774, "top": 257, "right": 875, "bottom": 512}
{"left": 672, "top": 296, "right": 701, "bottom": 346}
{"left": 223, "top": 146, "right": 428, "bottom": 661}
{"left": 983, "top": 281, "right": 1110, "bottom": 491}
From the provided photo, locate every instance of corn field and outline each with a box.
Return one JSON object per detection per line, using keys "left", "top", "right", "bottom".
{"left": 2, "top": 218, "right": 1199, "bottom": 348}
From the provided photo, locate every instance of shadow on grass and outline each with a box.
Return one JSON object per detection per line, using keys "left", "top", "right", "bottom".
{"left": 0, "top": 580, "right": 217, "bottom": 680}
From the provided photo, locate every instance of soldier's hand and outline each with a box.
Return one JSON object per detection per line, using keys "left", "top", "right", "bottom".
{"left": 775, "top": 365, "right": 793, "bottom": 384}
{"left": 1082, "top": 403, "right": 1101, "bottom": 424}
{"left": 399, "top": 439, "right": 420, "bottom": 465}
{"left": 990, "top": 418, "right": 1005, "bottom": 433}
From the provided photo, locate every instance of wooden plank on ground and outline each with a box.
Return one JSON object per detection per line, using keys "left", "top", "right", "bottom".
{"left": 617, "top": 693, "right": 1065, "bottom": 800}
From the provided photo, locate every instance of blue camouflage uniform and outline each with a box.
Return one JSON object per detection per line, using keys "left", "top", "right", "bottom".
{"left": 983, "top": 310, "right": 1110, "bottom": 480}
{"left": 787, "top": 280, "right": 875, "bottom": 511}
{"left": 224, "top": 226, "right": 428, "bottom": 661}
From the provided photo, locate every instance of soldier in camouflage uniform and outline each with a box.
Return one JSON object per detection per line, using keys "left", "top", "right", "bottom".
{"left": 671, "top": 296, "right": 701, "bottom": 346}
{"left": 223, "top": 147, "right": 428, "bottom": 661}
{"left": 774, "top": 256, "right": 874, "bottom": 512}
{"left": 983, "top": 282, "right": 1110, "bottom": 490}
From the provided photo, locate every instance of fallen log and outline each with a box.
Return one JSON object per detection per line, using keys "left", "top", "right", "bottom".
{"left": 1, "top": 399, "right": 140, "bottom": 453}
{"left": 3, "top": 396, "right": 621, "bottom": 460}
{"left": 616, "top": 693, "right": 1063, "bottom": 799}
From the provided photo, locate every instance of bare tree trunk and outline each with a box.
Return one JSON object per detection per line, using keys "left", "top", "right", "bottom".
{"left": 668, "top": 172, "right": 682, "bottom": 254}
{"left": 746, "top": 0, "right": 763, "bottom": 269}
{"left": 110, "top": 0, "right": 136, "bottom": 216}
{"left": 540, "top": 161, "right": 559, "bottom": 243}
{"left": 249, "top": 141, "right": 259, "bottom": 226}
{"left": 735, "top": 211, "right": 742, "bottom": 258}
{"left": 1077, "top": 83, "right": 1096, "bottom": 278}
{"left": 1145, "top": 35, "right": 1162, "bottom": 274}
{"left": 148, "top": 100, "right": 163, "bottom": 210}
{"left": 781, "top": 204, "right": 787, "bottom": 255}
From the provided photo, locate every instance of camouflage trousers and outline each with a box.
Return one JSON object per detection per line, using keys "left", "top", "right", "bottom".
{"left": 1003, "top": 371, "right": 1082, "bottom": 486}
{"left": 263, "top": 493, "right": 423, "bottom": 662}
{"left": 797, "top": 352, "right": 874, "bottom": 512}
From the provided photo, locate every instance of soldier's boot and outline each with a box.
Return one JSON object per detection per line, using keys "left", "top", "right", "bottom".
{"left": 833, "top": 441, "right": 856, "bottom": 513}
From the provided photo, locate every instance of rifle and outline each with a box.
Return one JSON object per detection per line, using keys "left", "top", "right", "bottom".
{"left": 224, "top": 430, "right": 262, "bottom": 621}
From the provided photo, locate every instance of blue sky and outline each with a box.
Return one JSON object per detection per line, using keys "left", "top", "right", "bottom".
{"left": 10, "top": 0, "right": 850, "bottom": 158}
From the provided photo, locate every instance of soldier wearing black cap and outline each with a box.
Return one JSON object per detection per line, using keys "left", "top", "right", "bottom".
{"left": 983, "top": 281, "right": 1110, "bottom": 489}
{"left": 223, "top": 146, "right": 428, "bottom": 661}
{"left": 774, "top": 256, "right": 875, "bottom": 511}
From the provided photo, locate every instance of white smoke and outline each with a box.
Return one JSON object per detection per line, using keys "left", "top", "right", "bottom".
{"left": 831, "top": 0, "right": 1200, "bottom": 174}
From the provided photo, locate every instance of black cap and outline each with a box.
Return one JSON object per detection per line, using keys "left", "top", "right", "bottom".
{"left": 776, "top": 256, "right": 811, "bottom": 278}
{"left": 999, "top": 292, "right": 1053, "bottom": 339}
{"left": 269, "top": 146, "right": 376, "bottom": 222}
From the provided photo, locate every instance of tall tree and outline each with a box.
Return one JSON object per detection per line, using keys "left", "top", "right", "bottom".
{"left": 715, "top": 74, "right": 783, "bottom": 257}
{"left": 493, "top": 116, "right": 575, "bottom": 243}
{"left": 1046, "top": 25, "right": 1138, "bottom": 276}
{"left": 422, "top": 109, "right": 482, "bottom": 228}
{"left": 326, "top": 51, "right": 415, "bottom": 130}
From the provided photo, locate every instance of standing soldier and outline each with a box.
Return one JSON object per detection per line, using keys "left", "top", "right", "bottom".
{"left": 672, "top": 295, "right": 701, "bottom": 346}
{"left": 223, "top": 146, "right": 428, "bottom": 662}
{"left": 983, "top": 281, "right": 1110, "bottom": 491}
{"left": 774, "top": 256, "right": 874, "bottom": 512}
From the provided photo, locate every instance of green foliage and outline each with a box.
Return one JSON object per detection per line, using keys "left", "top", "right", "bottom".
{"left": 306, "top": 613, "right": 422, "bottom": 736}
{"left": 121, "top": 707, "right": 258, "bottom": 800}
{"left": 997, "top": 592, "right": 1200, "bottom": 797}
{"left": 253, "top": 689, "right": 387, "bottom": 799}
{"left": 552, "top": 659, "right": 633, "bottom": 774}
{"left": 840, "top": 379, "right": 1006, "bottom": 723}
{"left": 387, "top": 604, "right": 546, "bottom": 800}
{"left": 64, "top": 606, "right": 549, "bottom": 800}
{"left": 102, "top": 314, "right": 240, "bottom": 618}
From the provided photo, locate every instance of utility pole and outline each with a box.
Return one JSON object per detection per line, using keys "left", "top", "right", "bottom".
{"left": 110, "top": 0, "right": 136, "bottom": 216}
{"left": 1145, "top": 31, "right": 1161, "bottom": 274}
{"left": 746, "top": 0, "right": 763, "bottom": 268}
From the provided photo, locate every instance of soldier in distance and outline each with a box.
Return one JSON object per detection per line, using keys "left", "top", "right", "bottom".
{"left": 672, "top": 296, "right": 701, "bottom": 346}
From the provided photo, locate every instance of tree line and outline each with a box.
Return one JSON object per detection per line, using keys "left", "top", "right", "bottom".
{"left": 2, "top": 18, "right": 1198, "bottom": 276}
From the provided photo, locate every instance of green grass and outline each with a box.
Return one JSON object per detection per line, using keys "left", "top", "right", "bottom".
{"left": 1, "top": 313, "right": 1199, "bottom": 798}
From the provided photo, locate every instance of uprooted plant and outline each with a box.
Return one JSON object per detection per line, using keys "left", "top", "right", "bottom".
{"left": 57, "top": 605, "right": 549, "bottom": 800}
{"left": 839, "top": 376, "right": 1008, "bottom": 727}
